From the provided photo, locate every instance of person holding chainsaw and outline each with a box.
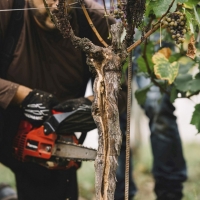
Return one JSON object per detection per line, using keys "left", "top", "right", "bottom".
{"left": 0, "top": 0, "right": 136, "bottom": 199}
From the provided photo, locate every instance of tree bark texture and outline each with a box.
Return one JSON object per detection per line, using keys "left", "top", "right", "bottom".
{"left": 50, "top": 2, "right": 128, "bottom": 199}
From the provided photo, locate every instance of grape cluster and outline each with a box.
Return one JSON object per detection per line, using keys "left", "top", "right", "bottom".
{"left": 162, "top": 11, "right": 187, "bottom": 44}
{"left": 126, "top": 0, "right": 146, "bottom": 27}
{"left": 112, "top": 9, "right": 124, "bottom": 20}
{"left": 109, "top": 3, "right": 128, "bottom": 27}
{"left": 110, "top": 0, "right": 145, "bottom": 27}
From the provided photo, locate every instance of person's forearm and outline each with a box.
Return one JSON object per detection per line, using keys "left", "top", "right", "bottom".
{"left": 0, "top": 78, "right": 32, "bottom": 109}
{"left": 11, "top": 85, "right": 32, "bottom": 105}
{"left": 0, "top": 78, "right": 19, "bottom": 109}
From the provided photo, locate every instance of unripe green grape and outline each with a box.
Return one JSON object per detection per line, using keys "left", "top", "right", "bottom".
{"left": 172, "top": 35, "right": 176, "bottom": 39}
{"left": 179, "top": 38, "right": 185, "bottom": 43}
{"left": 162, "top": 21, "right": 168, "bottom": 26}
{"left": 170, "top": 29, "right": 174, "bottom": 33}
{"left": 167, "top": 17, "right": 172, "bottom": 22}
{"left": 182, "top": 29, "right": 186, "bottom": 33}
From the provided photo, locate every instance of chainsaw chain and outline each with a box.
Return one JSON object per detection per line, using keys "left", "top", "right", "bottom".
{"left": 53, "top": 140, "right": 97, "bottom": 162}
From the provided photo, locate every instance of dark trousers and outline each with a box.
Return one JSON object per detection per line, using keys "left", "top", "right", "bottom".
{"left": 139, "top": 76, "right": 187, "bottom": 197}
{"left": 114, "top": 77, "right": 187, "bottom": 199}
{"left": 15, "top": 164, "right": 78, "bottom": 200}
{"left": 147, "top": 92, "right": 187, "bottom": 199}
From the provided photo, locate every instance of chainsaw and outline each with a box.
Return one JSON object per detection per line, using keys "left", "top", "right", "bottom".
{"left": 13, "top": 105, "right": 97, "bottom": 170}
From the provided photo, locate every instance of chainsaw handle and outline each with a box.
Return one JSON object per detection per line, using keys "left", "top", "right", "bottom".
{"left": 44, "top": 106, "right": 96, "bottom": 135}
{"left": 43, "top": 110, "right": 77, "bottom": 135}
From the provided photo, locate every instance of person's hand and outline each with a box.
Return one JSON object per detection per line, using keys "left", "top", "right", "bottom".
{"left": 21, "top": 89, "right": 59, "bottom": 127}
{"left": 53, "top": 97, "right": 92, "bottom": 112}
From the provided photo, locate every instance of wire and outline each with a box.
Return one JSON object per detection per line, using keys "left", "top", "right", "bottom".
{"left": 0, "top": 0, "right": 118, "bottom": 12}
{"left": 0, "top": 7, "right": 108, "bottom": 12}
{"left": 0, "top": 6, "right": 112, "bottom": 12}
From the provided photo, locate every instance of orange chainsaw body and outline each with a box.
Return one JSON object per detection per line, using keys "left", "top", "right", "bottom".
{"left": 13, "top": 120, "right": 57, "bottom": 162}
{"left": 13, "top": 121, "right": 79, "bottom": 169}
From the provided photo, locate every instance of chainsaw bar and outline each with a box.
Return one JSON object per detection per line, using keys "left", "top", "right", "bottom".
{"left": 52, "top": 140, "right": 97, "bottom": 161}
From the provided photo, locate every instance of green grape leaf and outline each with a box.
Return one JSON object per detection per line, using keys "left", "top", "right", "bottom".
{"left": 148, "top": 0, "right": 176, "bottom": 17}
{"left": 174, "top": 72, "right": 200, "bottom": 93}
{"left": 174, "top": 74, "right": 193, "bottom": 92}
{"left": 153, "top": 53, "right": 179, "bottom": 84}
{"left": 177, "top": 0, "right": 188, "bottom": 2}
{"left": 195, "top": 72, "right": 200, "bottom": 79}
{"left": 178, "top": 56, "right": 195, "bottom": 74}
{"left": 184, "top": 0, "right": 199, "bottom": 9}
{"left": 145, "top": 0, "right": 156, "bottom": 17}
{"left": 135, "top": 83, "right": 153, "bottom": 105}
{"left": 193, "top": 5, "right": 200, "bottom": 25}
{"left": 145, "top": 4, "right": 153, "bottom": 17}
{"left": 190, "top": 104, "right": 200, "bottom": 133}
{"left": 189, "top": 78, "right": 200, "bottom": 92}
{"left": 169, "top": 53, "right": 181, "bottom": 63}
{"left": 185, "top": 10, "right": 195, "bottom": 33}
{"left": 137, "top": 56, "right": 147, "bottom": 73}
{"left": 189, "top": 73, "right": 200, "bottom": 92}
{"left": 146, "top": 53, "right": 154, "bottom": 70}
{"left": 170, "top": 85, "right": 179, "bottom": 103}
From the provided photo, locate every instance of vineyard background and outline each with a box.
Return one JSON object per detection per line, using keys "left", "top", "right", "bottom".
{"left": 79, "top": 80, "right": 200, "bottom": 200}
{"left": 0, "top": 78, "right": 200, "bottom": 200}
{"left": 0, "top": 0, "right": 200, "bottom": 199}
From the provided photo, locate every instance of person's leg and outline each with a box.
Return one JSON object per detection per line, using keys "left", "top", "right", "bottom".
{"left": 114, "top": 112, "right": 137, "bottom": 200}
{"left": 149, "top": 94, "right": 187, "bottom": 200}
{"left": 14, "top": 163, "right": 78, "bottom": 200}
{"left": 141, "top": 84, "right": 187, "bottom": 200}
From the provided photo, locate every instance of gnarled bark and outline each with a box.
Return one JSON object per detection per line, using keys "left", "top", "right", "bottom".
{"left": 70, "top": 24, "right": 127, "bottom": 200}
{"left": 49, "top": 1, "right": 128, "bottom": 199}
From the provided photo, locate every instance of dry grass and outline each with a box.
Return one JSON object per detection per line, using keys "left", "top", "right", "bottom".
{"left": 0, "top": 142, "right": 199, "bottom": 200}
{"left": 78, "top": 142, "right": 200, "bottom": 200}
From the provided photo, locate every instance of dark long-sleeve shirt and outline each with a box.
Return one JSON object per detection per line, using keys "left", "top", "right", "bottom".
{"left": 0, "top": 0, "right": 127, "bottom": 112}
